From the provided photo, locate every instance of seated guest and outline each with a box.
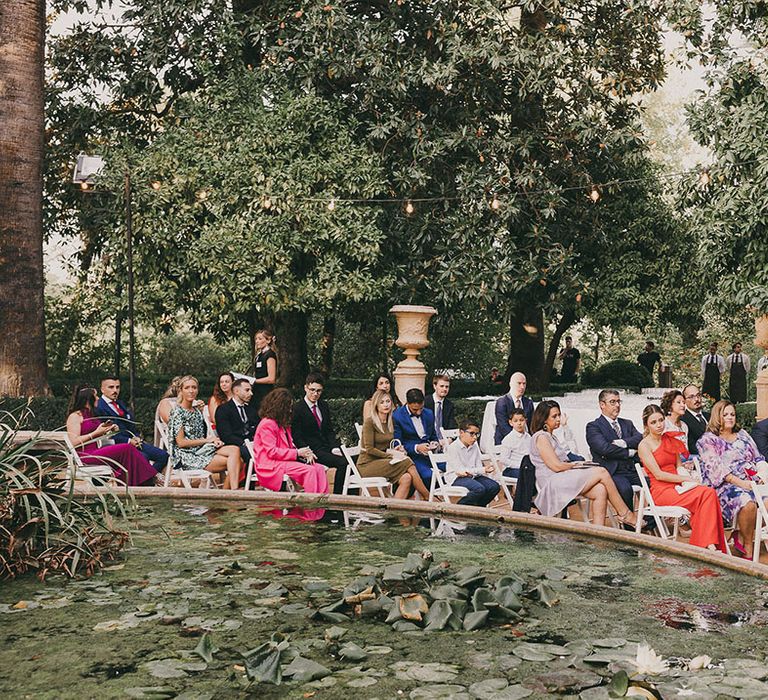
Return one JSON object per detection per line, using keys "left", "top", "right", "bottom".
{"left": 154, "top": 376, "right": 181, "bottom": 447}
{"left": 638, "top": 404, "right": 726, "bottom": 552}
{"left": 215, "top": 378, "right": 259, "bottom": 468}
{"left": 66, "top": 386, "right": 157, "bottom": 486}
{"left": 358, "top": 389, "right": 429, "bottom": 499}
{"left": 393, "top": 388, "right": 439, "bottom": 482}
{"left": 168, "top": 375, "right": 243, "bottom": 489}
{"left": 425, "top": 373, "right": 457, "bottom": 440}
{"left": 531, "top": 400, "right": 638, "bottom": 527}
{"left": 291, "top": 372, "right": 347, "bottom": 494}
{"left": 679, "top": 384, "right": 710, "bottom": 455}
{"left": 96, "top": 376, "right": 168, "bottom": 471}
{"left": 363, "top": 372, "right": 397, "bottom": 421}
{"left": 585, "top": 389, "right": 645, "bottom": 523}
{"left": 494, "top": 372, "right": 534, "bottom": 444}
{"left": 752, "top": 416, "right": 768, "bottom": 464}
{"left": 445, "top": 420, "right": 500, "bottom": 507}
{"left": 698, "top": 400, "right": 768, "bottom": 556}
{"left": 253, "top": 387, "right": 328, "bottom": 493}
{"left": 499, "top": 408, "right": 530, "bottom": 478}
{"left": 207, "top": 371, "right": 234, "bottom": 432}
{"left": 660, "top": 389, "right": 689, "bottom": 448}
{"left": 554, "top": 410, "right": 584, "bottom": 462}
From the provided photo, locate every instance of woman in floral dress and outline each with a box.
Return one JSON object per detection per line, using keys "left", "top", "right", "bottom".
{"left": 697, "top": 400, "right": 768, "bottom": 556}
{"left": 168, "top": 375, "right": 243, "bottom": 489}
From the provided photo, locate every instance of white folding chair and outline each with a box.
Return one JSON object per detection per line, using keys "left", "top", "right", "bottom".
{"left": 634, "top": 464, "right": 690, "bottom": 539}
{"left": 442, "top": 428, "right": 459, "bottom": 441}
{"left": 244, "top": 439, "right": 295, "bottom": 492}
{"left": 487, "top": 445, "right": 516, "bottom": 509}
{"left": 158, "top": 419, "right": 215, "bottom": 488}
{"left": 62, "top": 434, "right": 116, "bottom": 485}
{"left": 202, "top": 405, "right": 217, "bottom": 438}
{"left": 340, "top": 444, "right": 393, "bottom": 497}
{"left": 752, "top": 482, "right": 768, "bottom": 563}
{"left": 427, "top": 452, "right": 469, "bottom": 503}
{"left": 354, "top": 423, "right": 363, "bottom": 441}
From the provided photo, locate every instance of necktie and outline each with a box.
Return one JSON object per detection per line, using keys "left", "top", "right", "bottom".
{"left": 697, "top": 413, "right": 706, "bottom": 428}
{"left": 238, "top": 405, "right": 247, "bottom": 425}
{"left": 435, "top": 401, "right": 443, "bottom": 430}
{"left": 112, "top": 401, "right": 125, "bottom": 417}
{"left": 312, "top": 404, "right": 321, "bottom": 428}
{"left": 611, "top": 420, "right": 622, "bottom": 438}
{"left": 515, "top": 398, "right": 522, "bottom": 410}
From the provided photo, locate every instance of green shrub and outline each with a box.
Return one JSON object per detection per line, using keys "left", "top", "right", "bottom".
{"left": 736, "top": 402, "right": 757, "bottom": 430}
{"left": 582, "top": 360, "right": 652, "bottom": 389}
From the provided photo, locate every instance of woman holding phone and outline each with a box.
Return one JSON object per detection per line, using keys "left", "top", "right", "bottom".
{"left": 66, "top": 386, "right": 157, "bottom": 486}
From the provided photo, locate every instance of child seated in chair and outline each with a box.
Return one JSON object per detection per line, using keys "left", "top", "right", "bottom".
{"left": 499, "top": 408, "right": 531, "bottom": 479}
{"left": 444, "top": 420, "right": 500, "bottom": 507}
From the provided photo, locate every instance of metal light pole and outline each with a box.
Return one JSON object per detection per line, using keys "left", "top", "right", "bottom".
{"left": 73, "top": 154, "right": 136, "bottom": 410}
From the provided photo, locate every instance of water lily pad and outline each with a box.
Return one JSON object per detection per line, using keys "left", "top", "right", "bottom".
{"left": 463, "top": 610, "right": 489, "bottom": 631}
{"left": 242, "top": 641, "right": 286, "bottom": 685}
{"left": 382, "top": 563, "right": 405, "bottom": 581}
{"left": 430, "top": 584, "right": 469, "bottom": 600}
{"left": 534, "top": 669, "right": 603, "bottom": 693}
{"left": 593, "top": 638, "right": 627, "bottom": 648}
{"left": 512, "top": 645, "right": 555, "bottom": 662}
{"left": 399, "top": 593, "right": 429, "bottom": 621}
{"left": 240, "top": 607, "right": 275, "bottom": 620}
{"left": 468, "top": 678, "right": 508, "bottom": 698}
{"left": 392, "top": 620, "right": 420, "bottom": 632}
{"left": 282, "top": 656, "right": 331, "bottom": 682}
{"left": 454, "top": 566, "right": 486, "bottom": 588}
{"left": 255, "top": 582, "right": 288, "bottom": 598}
{"left": 279, "top": 603, "right": 314, "bottom": 616}
{"left": 406, "top": 662, "right": 461, "bottom": 683}
{"left": 339, "top": 642, "right": 368, "bottom": 661}
{"left": 410, "top": 685, "right": 469, "bottom": 700}
{"left": 532, "top": 582, "right": 559, "bottom": 607}
{"left": 347, "top": 677, "right": 378, "bottom": 688}
{"left": 365, "top": 645, "right": 393, "bottom": 655}
{"left": 124, "top": 687, "right": 176, "bottom": 699}
{"left": 324, "top": 626, "right": 348, "bottom": 640}
{"left": 302, "top": 579, "right": 331, "bottom": 593}
{"left": 544, "top": 568, "right": 567, "bottom": 581}
{"left": 143, "top": 659, "right": 190, "bottom": 679}
{"left": 424, "top": 599, "right": 454, "bottom": 631}
{"left": 192, "top": 633, "right": 218, "bottom": 663}
{"left": 494, "top": 586, "right": 523, "bottom": 612}
{"left": 709, "top": 677, "right": 768, "bottom": 697}
{"left": 317, "top": 610, "right": 350, "bottom": 623}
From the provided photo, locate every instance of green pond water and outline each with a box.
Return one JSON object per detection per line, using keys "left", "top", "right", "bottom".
{"left": 2, "top": 499, "right": 768, "bottom": 700}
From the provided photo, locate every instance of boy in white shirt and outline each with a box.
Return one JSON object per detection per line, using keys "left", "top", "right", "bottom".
{"left": 499, "top": 408, "right": 531, "bottom": 478}
{"left": 444, "top": 420, "right": 500, "bottom": 507}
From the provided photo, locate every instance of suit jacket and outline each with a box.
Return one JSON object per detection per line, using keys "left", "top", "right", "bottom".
{"left": 585, "top": 414, "right": 642, "bottom": 476}
{"left": 291, "top": 399, "right": 340, "bottom": 455}
{"left": 95, "top": 396, "right": 136, "bottom": 443}
{"left": 393, "top": 405, "right": 438, "bottom": 459}
{"left": 494, "top": 394, "right": 534, "bottom": 444}
{"left": 215, "top": 399, "right": 258, "bottom": 448}
{"left": 424, "top": 395, "right": 457, "bottom": 434}
{"left": 752, "top": 418, "right": 768, "bottom": 460}
{"left": 680, "top": 409, "right": 711, "bottom": 456}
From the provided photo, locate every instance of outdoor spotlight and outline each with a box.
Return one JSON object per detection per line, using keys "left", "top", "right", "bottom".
{"left": 72, "top": 153, "right": 106, "bottom": 185}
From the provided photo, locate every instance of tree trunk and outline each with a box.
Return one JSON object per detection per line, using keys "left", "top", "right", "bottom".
{"left": 319, "top": 315, "right": 336, "bottom": 378}
{"left": 0, "top": 0, "right": 49, "bottom": 397}
{"left": 273, "top": 310, "right": 308, "bottom": 392}
{"left": 544, "top": 310, "right": 576, "bottom": 389}
{"left": 504, "top": 304, "right": 545, "bottom": 391}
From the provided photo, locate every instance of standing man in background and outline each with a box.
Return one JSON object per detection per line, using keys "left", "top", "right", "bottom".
{"left": 637, "top": 341, "right": 661, "bottom": 384}
{"left": 701, "top": 342, "right": 726, "bottom": 402}
{"left": 726, "top": 342, "right": 750, "bottom": 404}
{"left": 558, "top": 336, "right": 581, "bottom": 383}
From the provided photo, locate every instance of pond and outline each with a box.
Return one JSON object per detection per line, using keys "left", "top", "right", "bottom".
{"left": 2, "top": 499, "right": 768, "bottom": 699}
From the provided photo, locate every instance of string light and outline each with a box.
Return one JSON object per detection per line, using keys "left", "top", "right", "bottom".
{"left": 327, "top": 198, "right": 336, "bottom": 212}
{"left": 589, "top": 186, "right": 600, "bottom": 203}
{"left": 490, "top": 195, "right": 501, "bottom": 211}
{"left": 404, "top": 200, "right": 415, "bottom": 216}
{"left": 151, "top": 181, "right": 162, "bottom": 190}
{"left": 262, "top": 196, "right": 272, "bottom": 210}
{"left": 699, "top": 169, "right": 711, "bottom": 186}
{"left": 80, "top": 181, "right": 90, "bottom": 191}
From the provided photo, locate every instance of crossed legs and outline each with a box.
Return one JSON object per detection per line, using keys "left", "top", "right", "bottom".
{"left": 578, "top": 467, "right": 637, "bottom": 527}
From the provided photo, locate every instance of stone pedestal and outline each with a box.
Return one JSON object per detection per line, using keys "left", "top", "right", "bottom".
{"left": 389, "top": 305, "right": 437, "bottom": 405}
{"left": 756, "top": 315, "right": 768, "bottom": 421}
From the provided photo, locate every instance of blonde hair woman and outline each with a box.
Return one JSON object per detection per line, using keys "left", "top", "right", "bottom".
{"left": 357, "top": 390, "right": 429, "bottom": 500}
{"left": 251, "top": 329, "right": 277, "bottom": 413}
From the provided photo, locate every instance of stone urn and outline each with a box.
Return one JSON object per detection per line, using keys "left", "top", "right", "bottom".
{"left": 389, "top": 305, "right": 438, "bottom": 404}
{"left": 755, "top": 315, "right": 768, "bottom": 420}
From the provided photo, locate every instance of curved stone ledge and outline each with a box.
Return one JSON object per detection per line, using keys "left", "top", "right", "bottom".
{"left": 75, "top": 485, "right": 768, "bottom": 580}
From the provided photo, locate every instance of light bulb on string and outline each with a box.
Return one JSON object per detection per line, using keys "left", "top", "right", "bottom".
{"left": 404, "top": 200, "right": 415, "bottom": 216}
{"left": 80, "top": 181, "right": 90, "bottom": 191}
{"left": 699, "top": 169, "right": 711, "bottom": 186}
{"left": 327, "top": 198, "right": 336, "bottom": 212}
{"left": 262, "top": 195, "right": 272, "bottom": 210}
{"left": 151, "top": 181, "right": 162, "bottom": 191}
{"left": 589, "top": 186, "right": 600, "bottom": 203}
{"left": 490, "top": 195, "right": 501, "bottom": 211}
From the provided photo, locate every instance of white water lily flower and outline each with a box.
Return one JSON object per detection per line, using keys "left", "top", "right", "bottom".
{"left": 688, "top": 655, "right": 712, "bottom": 670}
{"left": 632, "top": 643, "right": 669, "bottom": 675}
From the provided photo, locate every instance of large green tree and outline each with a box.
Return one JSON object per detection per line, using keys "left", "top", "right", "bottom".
{"left": 47, "top": 0, "right": 687, "bottom": 388}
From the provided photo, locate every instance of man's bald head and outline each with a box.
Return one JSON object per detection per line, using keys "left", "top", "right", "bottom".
{"left": 509, "top": 372, "right": 527, "bottom": 398}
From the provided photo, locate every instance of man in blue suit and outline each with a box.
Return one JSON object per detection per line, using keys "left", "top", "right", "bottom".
{"left": 96, "top": 376, "right": 169, "bottom": 471}
{"left": 494, "top": 372, "right": 534, "bottom": 444}
{"left": 393, "top": 387, "right": 439, "bottom": 482}
{"left": 586, "top": 388, "right": 650, "bottom": 529}
{"left": 752, "top": 417, "right": 768, "bottom": 460}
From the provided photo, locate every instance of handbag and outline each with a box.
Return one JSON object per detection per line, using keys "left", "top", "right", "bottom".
{"left": 388, "top": 439, "right": 408, "bottom": 465}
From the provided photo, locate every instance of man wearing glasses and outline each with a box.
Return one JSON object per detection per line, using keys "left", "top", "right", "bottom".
{"left": 586, "top": 389, "right": 647, "bottom": 527}
{"left": 679, "top": 384, "right": 710, "bottom": 456}
{"left": 291, "top": 372, "right": 347, "bottom": 494}
{"left": 444, "top": 420, "right": 500, "bottom": 507}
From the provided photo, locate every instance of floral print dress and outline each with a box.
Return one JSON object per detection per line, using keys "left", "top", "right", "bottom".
{"left": 167, "top": 406, "right": 216, "bottom": 470}
{"left": 697, "top": 429, "right": 765, "bottom": 525}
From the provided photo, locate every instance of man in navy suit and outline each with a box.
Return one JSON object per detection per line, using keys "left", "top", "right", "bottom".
{"left": 679, "top": 384, "right": 710, "bottom": 455}
{"left": 424, "top": 373, "right": 457, "bottom": 440}
{"left": 393, "top": 387, "right": 439, "bottom": 482}
{"left": 96, "top": 376, "right": 168, "bottom": 471}
{"left": 216, "top": 378, "right": 259, "bottom": 467}
{"left": 752, "top": 417, "right": 768, "bottom": 460}
{"left": 585, "top": 389, "right": 646, "bottom": 524}
{"left": 494, "top": 372, "right": 534, "bottom": 444}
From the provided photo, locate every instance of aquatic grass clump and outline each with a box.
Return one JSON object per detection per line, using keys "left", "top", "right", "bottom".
{"left": 0, "top": 409, "right": 130, "bottom": 580}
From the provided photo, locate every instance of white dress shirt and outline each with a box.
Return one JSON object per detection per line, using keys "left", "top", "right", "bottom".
{"left": 445, "top": 439, "right": 484, "bottom": 484}
{"left": 409, "top": 411, "right": 426, "bottom": 438}
{"left": 499, "top": 429, "right": 531, "bottom": 469}
{"left": 700, "top": 353, "right": 726, "bottom": 376}
{"left": 758, "top": 355, "right": 768, "bottom": 374}
{"left": 304, "top": 397, "right": 321, "bottom": 424}
{"left": 726, "top": 353, "right": 751, "bottom": 373}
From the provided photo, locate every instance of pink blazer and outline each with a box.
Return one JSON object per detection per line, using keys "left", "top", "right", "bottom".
{"left": 253, "top": 418, "right": 299, "bottom": 491}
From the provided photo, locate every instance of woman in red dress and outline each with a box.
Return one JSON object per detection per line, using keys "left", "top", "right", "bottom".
{"left": 637, "top": 404, "right": 726, "bottom": 552}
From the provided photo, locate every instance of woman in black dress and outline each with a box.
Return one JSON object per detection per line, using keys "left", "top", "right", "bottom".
{"left": 251, "top": 329, "right": 277, "bottom": 412}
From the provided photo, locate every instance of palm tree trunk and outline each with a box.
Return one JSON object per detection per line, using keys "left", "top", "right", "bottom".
{"left": 0, "top": 0, "right": 50, "bottom": 396}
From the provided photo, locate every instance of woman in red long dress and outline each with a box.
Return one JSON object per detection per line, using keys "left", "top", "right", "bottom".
{"left": 637, "top": 404, "right": 726, "bottom": 552}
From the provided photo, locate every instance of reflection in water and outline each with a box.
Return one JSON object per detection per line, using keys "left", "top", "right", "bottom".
{"left": 264, "top": 507, "right": 326, "bottom": 522}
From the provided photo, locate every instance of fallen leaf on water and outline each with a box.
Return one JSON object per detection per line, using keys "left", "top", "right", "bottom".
{"left": 233, "top": 664, "right": 245, "bottom": 672}
{"left": 12, "top": 601, "right": 28, "bottom": 609}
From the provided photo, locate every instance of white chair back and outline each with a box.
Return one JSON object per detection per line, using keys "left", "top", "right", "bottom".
{"left": 479, "top": 400, "right": 497, "bottom": 454}
{"left": 752, "top": 482, "right": 768, "bottom": 563}
{"left": 634, "top": 463, "right": 689, "bottom": 539}
{"left": 354, "top": 423, "right": 363, "bottom": 440}
{"left": 427, "top": 452, "right": 468, "bottom": 503}
{"left": 244, "top": 438, "right": 295, "bottom": 492}
{"left": 442, "top": 428, "right": 459, "bottom": 441}
{"left": 340, "top": 444, "right": 392, "bottom": 498}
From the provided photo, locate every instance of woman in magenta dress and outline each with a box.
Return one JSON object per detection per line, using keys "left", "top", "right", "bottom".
{"left": 637, "top": 404, "right": 726, "bottom": 552}
{"left": 66, "top": 386, "right": 157, "bottom": 486}
{"left": 253, "top": 388, "right": 329, "bottom": 493}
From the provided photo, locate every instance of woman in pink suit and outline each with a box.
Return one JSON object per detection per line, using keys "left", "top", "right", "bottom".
{"left": 253, "top": 388, "right": 329, "bottom": 493}
{"left": 66, "top": 386, "right": 157, "bottom": 486}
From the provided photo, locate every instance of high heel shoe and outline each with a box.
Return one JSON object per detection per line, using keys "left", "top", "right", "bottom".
{"left": 617, "top": 510, "right": 638, "bottom": 531}
{"left": 730, "top": 531, "right": 747, "bottom": 557}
